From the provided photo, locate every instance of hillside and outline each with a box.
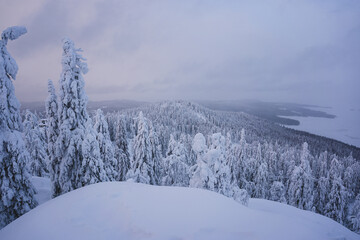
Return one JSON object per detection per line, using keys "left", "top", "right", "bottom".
{"left": 0, "top": 182, "right": 358, "bottom": 240}
{"left": 20, "top": 100, "right": 360, "bottom": 158}
{"left": 120, "top": 101, "right": 360, "bottom": 159}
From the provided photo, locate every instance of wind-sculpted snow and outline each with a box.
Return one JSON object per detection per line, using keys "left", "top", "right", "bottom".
{"left": 0, "top": 182, "right": 358, "bottom": 240}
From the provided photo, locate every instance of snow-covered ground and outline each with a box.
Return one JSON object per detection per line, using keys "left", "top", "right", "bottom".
{"left": 282, "top": 105, "right": 360, "bottom": 148}
{"left": 0, "top": 181, "right": 358, "bottom": 240}
{"left": 31, "top": 176, "right": 51, "bottom": 205}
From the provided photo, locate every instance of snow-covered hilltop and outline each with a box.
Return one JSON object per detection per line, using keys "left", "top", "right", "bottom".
{"left": 0, "top": 182, "right": 358, "bottom": 240}
{"left": 1, "top": 25, "right": 359, "bottom": 237}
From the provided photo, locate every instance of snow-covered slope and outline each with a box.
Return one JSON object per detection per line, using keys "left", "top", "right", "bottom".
{"left": 30, "top": 176, "right": 51, "bottom": 205}
{"left": 0, "top": 182, "right": 358, "bottom": 240}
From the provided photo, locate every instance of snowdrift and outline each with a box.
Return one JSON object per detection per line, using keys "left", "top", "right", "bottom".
{"left": 0, "top": 182, "right": 358, "bottom": 240}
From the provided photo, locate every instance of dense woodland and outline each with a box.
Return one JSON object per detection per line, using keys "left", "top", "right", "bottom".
{"left": 1, "top": 27, "right": 359, "bottom": 233}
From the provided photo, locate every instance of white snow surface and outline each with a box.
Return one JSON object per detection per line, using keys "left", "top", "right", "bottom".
{"left": 281, "top": 105, "right": 360, "bottom": 147}
{"left": 0, "top": 182, "right": 358, "bottom": 240}
{"left": 30, "top": 176, "right": 51, "bottom": 205}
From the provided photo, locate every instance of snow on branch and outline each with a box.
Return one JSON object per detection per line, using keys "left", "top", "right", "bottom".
{"left": 1, "top": 26, "right": 27, "bottom": 45}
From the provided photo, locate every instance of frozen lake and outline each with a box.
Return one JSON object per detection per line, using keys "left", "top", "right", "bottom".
{"left": 282, "top": 106, "right": 360, "bottom": 148}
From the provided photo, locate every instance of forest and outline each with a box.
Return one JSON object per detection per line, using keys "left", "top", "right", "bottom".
{"left": 0, "top": 26, "right": 359, "bottom": 234}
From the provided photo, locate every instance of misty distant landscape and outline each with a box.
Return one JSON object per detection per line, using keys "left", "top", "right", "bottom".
{"left": 21, "top": 99, "right": 337, "bottom": 125}
{"left": 22, "top": 99, "right": 360, "bottom": 148}
{"left": 1, "top": 1, "right": 360, "bottom": 239}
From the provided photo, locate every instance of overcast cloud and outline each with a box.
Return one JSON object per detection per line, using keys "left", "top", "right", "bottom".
{"left": 0, "top": 0, "right": 359, "bottom": 107}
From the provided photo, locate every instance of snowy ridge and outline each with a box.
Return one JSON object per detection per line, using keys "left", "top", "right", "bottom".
{"left": 0, "top": 182, "right": 358, "bottom": 240}
{"left": 122, "top": 100, "right": 360, "bottom": 159}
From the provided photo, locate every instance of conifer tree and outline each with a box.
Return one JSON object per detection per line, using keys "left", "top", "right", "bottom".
{"left": 78, "top": 119, "right": 109, "bottom": 187}
{"left": 254, "top": 161, "right": 269, "bottom": 199}
{"left": 316, "top": 174, "right": 329, "bottom": 214}
{"left": 162, "top": 134, "right": 189, "bottom": 186}
{"left": 208, "top": 133, "right": 232, "bottom": 196}
{"left": 94, "top": 109, "right": 118, "bottom": 181}
{"left": 265, "top": 143, "right": 278, "bottom": 182}
{"left": 148, "top": 123, "right": 163, "bottom": 183}
{"left": 349, "top": 194, "right": 360, "bottom": 233}
{"left": 230, "top": 128, "right": 247, "bottom": 189}
{"left": 325, "top": 157, "right": 347, "bottom": 224}
{"left": 270, "top": 181, "right": 286, "bottom": 203}
{"left": 23, "top": 110, "right": 49, "bottom": 177}
{"left": 45, "top": 79, "right": 61, "bottom": 197}
{"left": 0, "top": 26, "right": 37, "bottom": 228}
{"left": 189, "top": 133, "right": 216, "bottom": 190}
{"left": 281, "top": 147, "right": 296, "bottom": 193}
{"left": 288, "top": 142, "right": 314, "bottom": 210}
{"left": 57, "top": 38, "right": 100, "bottom": 194}
{"left": 343, "top": 166, "right": 355, "bottom": 200}
{"left": 126, "top": 112, "right": 159, "bottom": 184}
{"left": 114, "top": 115, "right": 130, "bottom": 180}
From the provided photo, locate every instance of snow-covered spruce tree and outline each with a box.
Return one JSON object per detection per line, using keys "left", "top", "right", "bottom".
{"left": 228, "top": 128, "right": 247, "bottom": 189}
{"left": 223, "top": 132, "right": 249, "bottom": 205}
{"left": 244, "top": 143, "right": 262, "bottom": 197}
{"left": 312, "top": 151, "right": 329, "bottom": 213}
{"left": 270, "top": 181, "right": 286, "bottom": 203}
{"left": 180, "top": 133, "right": 195, "bottom": 166}
{"left": 189, "top": 133, "right": 216, "bottom": 191}
{"left": 189, "top": 132, "right": 249, "bottom": 205}
{"left": 114, "top": 115, "right": 130, "bottom": 180}
{"left": 78, "top": 119, "right": 109, "bottom": 187}
{"left": 264, "top": 143, "right": 278, "bottom": 183}
{"left": 162, "top": 134, "right": 190, "bottom": 186}
{"left": 343, "top": 166, "right": 355, "bottom": 200}
{"left": 57, "top": 38, "right": 101, "bottom": 194}
{"left": 0, "top": 26, "right": 37, "bottom": 228}
{"left": 288, "top": 142, "right": 314, "bottom": 210}
{"left": 209, "top": 133, "right": 231, "bottom": 195}
{"left": 316, "top": 174, "right": 329, "bottom": 214}
{"left": 254, "top": 161, "right": 269, "bottom": 199}
{"left": 126, "top": 112, "right": 160, "bottom": 184}
{"left": 349, "top": 194, "right": 360, "bottom": 233}
{"left": 23, "top": 110, "right": 49, "bottom": 177}
{"left": 281, "top": 147, "right": 296, "bottom": 194}
{"left": 350, "top": 162, "right": 360, "bottom": 198}
{"left": 94, "top": 109, "right": 118, "bottom": 181}
{"left": 237, "top": 128, "right": 248, "bottom": 189}
{"left": 45, "top": 79, "right": 61, "bottom": 197}
{"left": 148, "top": 123, "right": 163, "bottom": 183}
{"left": 225, "top": 133, "right": 238, "bottom": 186}
{"left": 324, "top": 157, "right": 347, "bottom": 224}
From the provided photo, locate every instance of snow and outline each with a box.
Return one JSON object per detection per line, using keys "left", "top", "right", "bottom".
{"left": 192, "top": 133, "right": 207, "bottom": 154}
{"left": 1, "top": 26, "right": 27, "bottom": 42}
{"left": 30, "top": 177, "right": 51, "bottom": 205}
{"left": 1, "top": 182, "right": 358, "bottom": 240}
{"left": 282, "top": 105, "right": 360, "bottom": 147}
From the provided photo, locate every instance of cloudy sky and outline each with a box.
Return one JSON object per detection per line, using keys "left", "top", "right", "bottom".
{"left": 1, "top": 0, "right": 359, "bottom": 107}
